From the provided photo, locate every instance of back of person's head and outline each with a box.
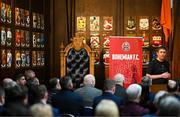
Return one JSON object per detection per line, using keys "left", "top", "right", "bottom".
{"left": 167, "top": 79, "right": 178, "bottom": 92}
{"left": 83, "top": 74, "right": 95, "bottom": 87}
{"left": 60, "top": 76, "right": 73, "bottom": 90}
{"left": 3, "top": 78, "right": 17, "bottom": 89}
{"left": 30, "top": 103, "right": 53, "bottom": 117}
{"left": 95, "top": 99, "right": 119, "bottom": 117}
{"left": 24, "top": 69, "right": 35, "bottom": 80}
{"left": 26, "top": 77, "right": 39, "bottom": 89}
{"left": 157, "top": 95, "right": 180, "bottom": 116}
{"left": 103, "top": 79, "right": 116, "bottom": 92}
{"left": 140, "top": 84, "right": 150, "bottom": 103}
{"left": 49, "top": 77, "right": 61, "bottom": 90}
{"left": 153, "top": 90, "right": 169, "bottom": 108}
{"left": 114, "top": 73, "right": 125, "bottom": 86}
{"left": 4, "top": 102, "right": 30, "bottom": 116}
{"left": 141, "top": 76, "right": 152, "bottom": 86}
{"left": 126, "top": 84, "right": 142, "bottom": 102}
{"left": 34, "top": 85, "right": 48, "bottom": 101}
{"left": 5, "top": 85, "right": 28, "bottom": 104}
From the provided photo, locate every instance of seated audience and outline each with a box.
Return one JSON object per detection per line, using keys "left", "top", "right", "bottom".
{"left": 167, "top": 79, "right": 178, "bottom": 92}
{"left": 121, "top": 84, "right": 149, "bottom": 116}
{"left": 153, "top": 90, "right": 169, "bottom": 108}
{"left": 28, "top": 84, "right": 48, "bottom": 105}
{"left": 157, "top": 95, "right": 180, "bottom": 116}
{"left": 52, "top": 76, "right": 83, "bottom": 116}
{"left": 24, "top": 69, "right": 36, "bottom": 80}
{"left": 113, "top": 73, "right": 128, "bottom": 102}
{"left": 166, "top": 80, "right": 180, "bottom": 100}
{"left": 75, "top": 74, "right": 102, "bottom": 107}
{"left": 141, "top": 76, "right": 152, "bottom": 86}
{"left": 95, "top": 99, "right": 119, "bottom": 117}
{"left": 4, "top": 85, "right": 29, "bottom": 116}
{"left": 26, "top": 77, "right": 40, "bottom": 105}
{"left": 30, "top": 103, "right": 53, "bottom": 117}
{"left": 47, "top": 77, "right": 61, "bottom": 104}
{"left": 93, "top": 79, "right": 124, "bottom": 109}
{"left": 2, "top": 78, "right": 17, "bottom": 89}
{"left": 14, "top": 74, "right": 26, "bottom": 87}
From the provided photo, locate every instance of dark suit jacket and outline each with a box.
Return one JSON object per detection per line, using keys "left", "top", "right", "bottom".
{"left": 93, "top": 92, "right": 124, "bottom": 109}
{"left": 114, "top": 84, "right": 128, "bottom": 102}
{"left": 52, "top": 89, "right": 83, "bottom": 116}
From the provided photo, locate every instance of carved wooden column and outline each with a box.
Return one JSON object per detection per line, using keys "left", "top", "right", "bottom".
{"left": 90, "top": 51, "right": 95, "bottom": 75}
{"left": 60, "top": 42, "right": 65, "bottom": 77}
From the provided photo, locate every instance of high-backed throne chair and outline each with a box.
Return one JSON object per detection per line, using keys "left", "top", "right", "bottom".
{"left": 60, "top": 34, "right": 95, "bottom": 86}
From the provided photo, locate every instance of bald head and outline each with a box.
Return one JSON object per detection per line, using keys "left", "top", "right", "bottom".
{"left": 83, "top": 74, "right": 95, "bottom": 87}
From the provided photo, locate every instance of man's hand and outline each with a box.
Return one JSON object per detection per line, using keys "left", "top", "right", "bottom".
{"left": 161, "top": 72, "right": 171, "bottom": 79}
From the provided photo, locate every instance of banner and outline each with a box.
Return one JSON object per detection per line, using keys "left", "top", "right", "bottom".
{"left": 161, "top": 0, "right": 172, "bottom": 43}
{"left": 109, "top": 36, "right": 143, "bottom": 88}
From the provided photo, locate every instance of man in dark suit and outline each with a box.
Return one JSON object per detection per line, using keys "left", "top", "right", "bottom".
{"left": 114, "top": 73, "right": 128, "bottom": 102}
{"left": 52, "top": 76, "right": 83, "bottom": 116}
{"left": 75, "top": 74, "right": 102, "bottom": 107}
{"left": 93, "top": 79, "right": 124, "bottom": 109}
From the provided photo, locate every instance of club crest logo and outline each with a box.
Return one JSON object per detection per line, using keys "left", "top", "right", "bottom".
{"left": 122, "top": 42, "right": 130, "bottom": 51}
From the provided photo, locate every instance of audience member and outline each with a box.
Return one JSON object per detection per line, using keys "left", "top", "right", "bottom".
{"left": 14, "top": 74, "right": 26, "bottom": 87}
{"left": 2, "top": 78, "right": 17, "bottom": 89}
{"left": 75, "top": 74, "right": 102, "bottom": 107}
{"left": 140, "top": 84, "right": 156, "bottom": 116}
{"left": 26, "top": 77, "right": 40, "bottom": 105}
{"left": 31, "top": 85, "right": 48, "bottom": 104}
{"left": 157, "top": 95, "right": 180, "bottom": 116}
{"left": 95, "top": 99, "right": 119, "bottom": 117}
{"left": 26, "top": 77, "right": 39, "bottom": 88}
{"left": 153, "top": 90, "right": 169, "bottom": 108}
{"left": 24, "top": 69, "right": 36, "bottom": 80}
{"left": 52, "top": 76, "right": 83, "bottom": 116}
{"left": 141, "top": 76, "right": 152, "bottom": 86}
{"left": 121, "top": 84, "right": 149, "bottom": 116}
{"left": 3, "top": 85, "right": 29, "bottom": 116}
{"left": 93, "top": 79, "right": 124, "bottom": 109}
{"left": 47, "top": 77, "right": 61, "bottom": 104}
{"left": 113, "top": 73, "right": 128, "bottom": 102}
{"left": 30, "top": 103, "right": 53, "bottom": 117}
{"left": 167, "top": 79, "right": 178, "bottom": 92}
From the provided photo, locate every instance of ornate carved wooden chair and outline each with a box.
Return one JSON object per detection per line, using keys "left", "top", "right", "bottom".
{"left": 60, "top": 34, "right": 95, "bottom": 86}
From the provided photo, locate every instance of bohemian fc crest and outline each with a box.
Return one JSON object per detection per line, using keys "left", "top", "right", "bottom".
{"left": 122, "top": 42, "right": 130, "bottom": 51}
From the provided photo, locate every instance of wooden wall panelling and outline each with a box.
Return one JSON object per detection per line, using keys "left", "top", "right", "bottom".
{"left": 172, "top": 0, "right": 180, "bottom": 79}
{"left": 75, "top": 0, "right": 119, "bottom": 83}
{"left": 53, "top": 0, "right": 69, "bottom": 77}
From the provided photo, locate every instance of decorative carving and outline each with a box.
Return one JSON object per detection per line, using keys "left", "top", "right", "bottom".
{"left": 72, "top": 36, "right": 83, "bottom": 51}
